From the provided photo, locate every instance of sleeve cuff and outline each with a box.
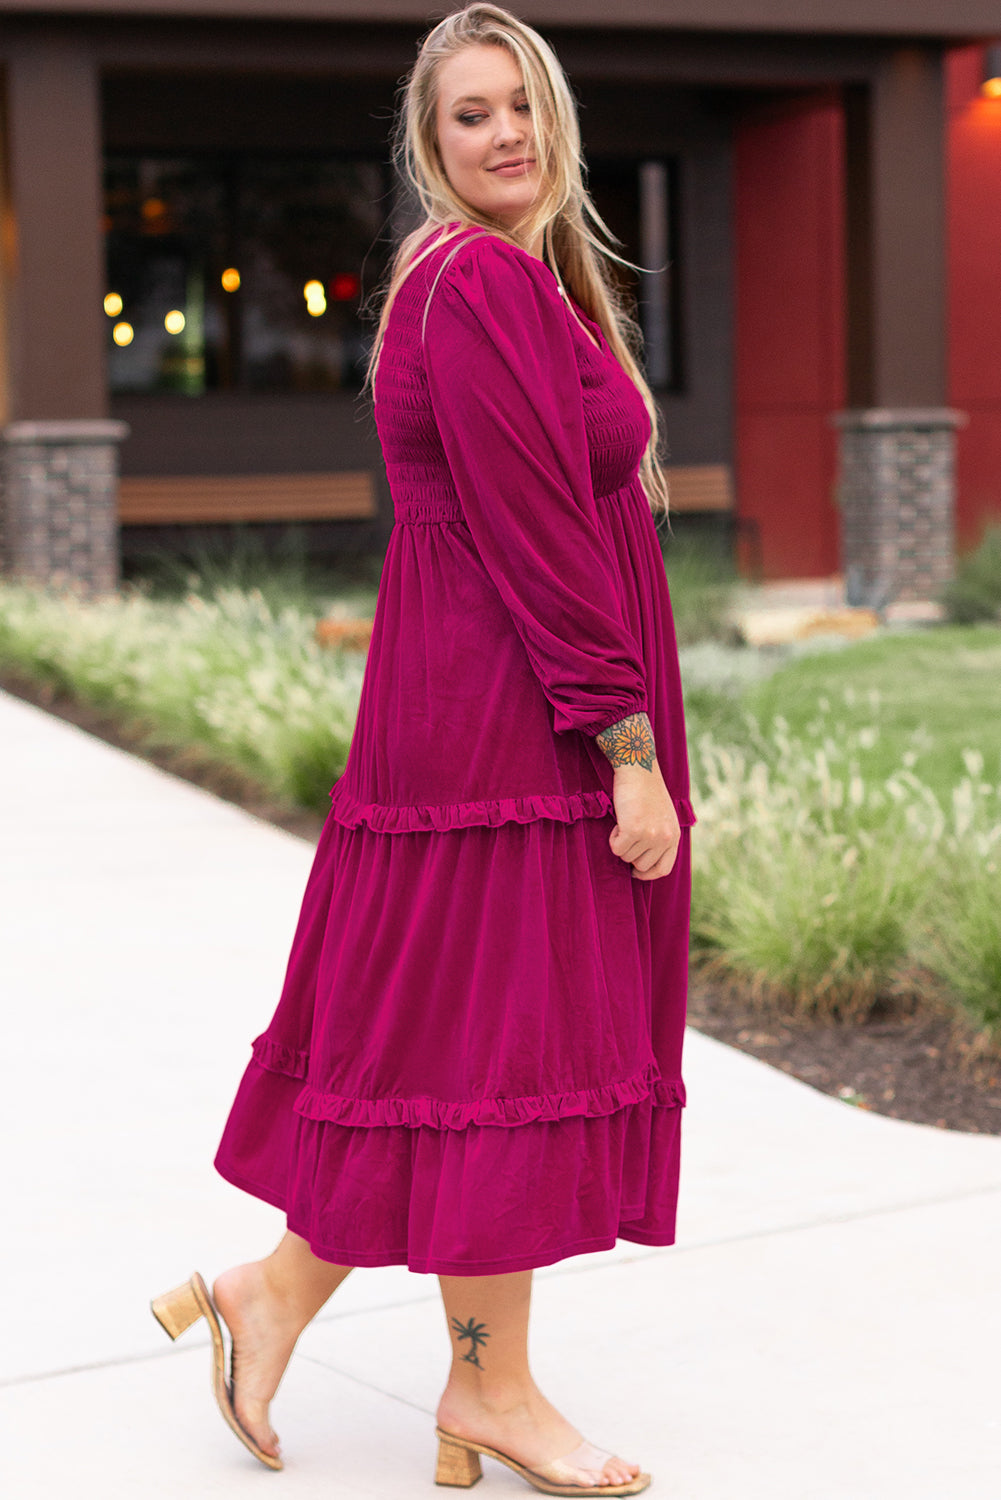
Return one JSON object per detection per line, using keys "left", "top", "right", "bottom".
{"left": 584, "top": 701, "right": 650, "bottom": 739}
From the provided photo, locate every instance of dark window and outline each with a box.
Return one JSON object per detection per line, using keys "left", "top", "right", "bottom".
{"left": 587, "top": 157, "right": 683, "bottom": 393}
{"left": 103, "top": 155, "right": 391, "bottom": 396}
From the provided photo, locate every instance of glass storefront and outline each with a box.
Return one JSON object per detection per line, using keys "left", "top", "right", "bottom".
{"left": 103, "top": 152, "right": 678, "bottom": 399}
{"left": 589, "top": 156, "right": 683, "bottom": 393}
{"left": 104, "top": 154, "right": 391, "bottom": 396}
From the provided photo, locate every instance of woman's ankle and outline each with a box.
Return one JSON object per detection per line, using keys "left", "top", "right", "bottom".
{"left": 262, "top": 1233, "right": 353, "bottom": 1327}
{"left": 255, "top": 1257, "right": 320, "bottom": 1338}
{"left": 438, "top": 1372, "right": 550, "bottom": 1430}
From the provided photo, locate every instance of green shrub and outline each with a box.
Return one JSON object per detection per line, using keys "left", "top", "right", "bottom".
{"left": 941, "top": 523, "right": 1001, "bottom": 624}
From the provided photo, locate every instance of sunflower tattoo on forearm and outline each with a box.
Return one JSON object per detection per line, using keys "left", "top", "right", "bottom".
{"left": 596, "top": 711, "right": 656, "bottom": 770}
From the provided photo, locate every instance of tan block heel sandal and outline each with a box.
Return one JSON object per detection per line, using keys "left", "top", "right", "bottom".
{"left": 150, "top": 1271, "right": 283, "bottom": 1471}
{"left": 434, "top": 1426, "right": 651, "bottom": 1496}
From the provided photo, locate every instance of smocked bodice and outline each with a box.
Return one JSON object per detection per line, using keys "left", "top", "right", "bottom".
{"left": 376, "top": 240, "right": 650, "bottom": 523}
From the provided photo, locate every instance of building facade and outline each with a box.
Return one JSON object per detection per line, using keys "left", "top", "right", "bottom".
{"left": 0, "top": 1, "right": 999, "bottom": 594}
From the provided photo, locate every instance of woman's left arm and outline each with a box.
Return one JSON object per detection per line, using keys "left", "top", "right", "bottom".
{"left": 423, "top": 235, "right": 648, "bottom": 741}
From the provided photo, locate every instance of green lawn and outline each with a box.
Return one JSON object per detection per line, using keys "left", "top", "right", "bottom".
{"left": 741, "top": 627, "right": 1001, "bottom": 795}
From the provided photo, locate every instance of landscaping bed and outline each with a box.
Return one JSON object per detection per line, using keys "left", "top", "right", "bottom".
{"left": 2, "top": 564, "right": 999, "bottom": 1136}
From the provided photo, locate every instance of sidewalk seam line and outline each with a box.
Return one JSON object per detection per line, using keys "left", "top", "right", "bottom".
{"left": 4, "top": 1178, "right": 999, "bottom": 1390}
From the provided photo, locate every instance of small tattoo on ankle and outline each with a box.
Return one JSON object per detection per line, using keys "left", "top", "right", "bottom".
{"left": 450, "top": 1315, "right": 490, "bottom": 1368}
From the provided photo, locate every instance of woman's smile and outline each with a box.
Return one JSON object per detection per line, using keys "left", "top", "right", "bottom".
{"left": 488, "top": 157, "right": 536, "bottom": 176}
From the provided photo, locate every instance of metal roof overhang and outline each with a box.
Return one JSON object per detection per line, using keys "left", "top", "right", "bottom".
{"left": 0, "top": 0, "right": 996, "bottom": 42}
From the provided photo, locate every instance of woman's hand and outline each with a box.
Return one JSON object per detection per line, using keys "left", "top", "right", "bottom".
{"left": 609, "top": 761, "right": 681, "bottom": 880}
{"left": 596, "top": 712, "right": 681, "bottom": 881}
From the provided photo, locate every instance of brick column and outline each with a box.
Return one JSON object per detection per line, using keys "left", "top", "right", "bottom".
{"left": 1, "top": 421, "right": 129, "bottom": 596}
{"left": 832, "top": 408, "right": 966, "bottom": 609}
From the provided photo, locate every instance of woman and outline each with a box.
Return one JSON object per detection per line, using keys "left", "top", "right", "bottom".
{"left": 152, "top": 6, "right": 694, "bottom": 1495}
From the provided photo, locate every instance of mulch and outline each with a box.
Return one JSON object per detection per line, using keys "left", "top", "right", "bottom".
{"left": 687, "top": 972, "right": 1001, "bottom": 1136}
{"left": 4, "top": 671, "right": 999, "bottom": 1137}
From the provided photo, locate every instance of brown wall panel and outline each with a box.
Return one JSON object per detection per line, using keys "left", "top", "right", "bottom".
{"left": 3, "top": 37, "right": 107, "bottom": 418}
{"left": 846, "top": 46, "right": 947, "bottom": 407}
{"left": 112, "top": 391, "right": 381, "bottom": 477}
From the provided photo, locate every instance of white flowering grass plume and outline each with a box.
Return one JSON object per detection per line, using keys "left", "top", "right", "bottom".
{"left": 919, "top": 750, "right": 1001, "bottom": 1036}
{"left": 691, "top": 700, "right": 1001, "bottom": 1030}
{"left": 0, "top": 581, "right": 364, "bottom": 810}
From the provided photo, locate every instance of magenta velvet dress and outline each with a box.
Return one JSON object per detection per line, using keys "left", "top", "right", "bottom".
{"left": 214, "top": 226, "right": 695, "bottom": 1276}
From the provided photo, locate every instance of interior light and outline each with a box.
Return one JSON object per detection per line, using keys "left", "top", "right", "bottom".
{"left": 331, "top": 272, "right": 361, "bottom": 301}
{"left": 221, "top": 267, "right": 241, "bottom": 292}
{"left": 112, "top": 322, "right": 135, "bottom": 347}
{"left": 141, "top": 197, "right": 168, "bottom": 220}
{"left": 104, "top": 292, "right": 124, "bottom": 317}
{"left": 981, "top": 43, "right": 1001, "bottom": 98}
{"left": 307, "top": 296, "right": 327, "bottom": 317}
{"left": 164, "top": 310, "right": 186, "bottom": 335}
{"left": 303, "top": 280, "right": 324, "bottom": 300}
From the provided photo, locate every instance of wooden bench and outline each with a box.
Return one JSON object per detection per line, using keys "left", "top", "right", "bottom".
{"left": 118, "top": 471, "right": 377, "bottom": 525}
{"left": 664, "top": 463, "right": 734, "bottom": 518}
{"left": 664, "top": 463, "right": 761, "bottom": 575}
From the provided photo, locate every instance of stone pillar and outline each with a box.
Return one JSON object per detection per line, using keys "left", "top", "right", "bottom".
{"left": 0, "top": 421, "right": 129, "bottom": 596}
{"left": 832, "top": 408, "right": 966, "bottom": 609}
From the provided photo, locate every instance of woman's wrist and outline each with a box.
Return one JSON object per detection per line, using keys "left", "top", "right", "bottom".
{"left": 595, "top": 711, "right": 656, "bottom": 770}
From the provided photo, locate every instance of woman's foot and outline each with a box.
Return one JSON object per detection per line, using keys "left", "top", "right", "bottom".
{"left": 209, "top": 1237, "right": 352, "bottom": 1467}
{"left": 436, "top": 1378, "right": 642, "bottom": 1489}
{"left": 212, "top": 1261, "right": 304, "bottom": 1463}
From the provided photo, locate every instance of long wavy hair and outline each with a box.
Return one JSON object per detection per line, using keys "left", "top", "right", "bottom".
{"left": 367, "top": 3, "right": 669, "bottom": 513}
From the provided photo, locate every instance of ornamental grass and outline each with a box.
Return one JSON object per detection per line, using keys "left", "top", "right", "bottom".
{"left": 0, "top": 581, "right": 364, "bottom": 810}
{"left": 689, "top": 708, "right": 1001, "bottom": 1034}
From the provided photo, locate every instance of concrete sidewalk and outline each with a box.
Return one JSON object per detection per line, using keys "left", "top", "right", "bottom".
{"left": 1, "top": 686, "right": 998, "bottom": 1500}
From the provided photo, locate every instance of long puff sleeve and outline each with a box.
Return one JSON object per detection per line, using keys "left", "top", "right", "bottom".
{"left": 423, "top": 236, "right": 649, "bottom": 738}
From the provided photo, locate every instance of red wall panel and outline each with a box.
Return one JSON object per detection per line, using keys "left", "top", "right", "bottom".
{"left": 947, "top": 45, "right": 1001, "bottom": 547}
{"left": 735, "top": 409, "right": 839, "bottom": 578}
{"left": 733, "top": 93, "right": 845, "bottom": 578}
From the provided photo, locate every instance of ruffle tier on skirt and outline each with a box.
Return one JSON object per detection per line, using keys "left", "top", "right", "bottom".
{"left": 215, "top": 797, "right": 692, "bottom": 1276}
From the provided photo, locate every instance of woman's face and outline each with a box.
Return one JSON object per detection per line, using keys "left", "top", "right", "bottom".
{"left": 434, "top": 43, "right": 541, "bottom": 231}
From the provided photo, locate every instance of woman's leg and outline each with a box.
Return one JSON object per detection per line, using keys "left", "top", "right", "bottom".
{"left": 436, "top": 1271, "right": 640, "bottom": 1488}
{"left": 213, "top": 1230, "right": 352, "bottom": 1461}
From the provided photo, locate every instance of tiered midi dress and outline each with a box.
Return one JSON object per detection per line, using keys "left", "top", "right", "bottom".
{"left": 214, "top": 225, "right": 695, "bottom": 1276}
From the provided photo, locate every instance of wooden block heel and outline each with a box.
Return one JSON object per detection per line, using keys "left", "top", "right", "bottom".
{"left": 150, "top": 1271, "right": 283, "bottom": 1472}
{"left": 151, "top": 1275, "right": 208, "bottom": 1340}
{"left": 436, "top": 1431, "right": 484, "bottom": 1487}
{"left": 433, "top": 1425, "right": 651, "bottom": 1497}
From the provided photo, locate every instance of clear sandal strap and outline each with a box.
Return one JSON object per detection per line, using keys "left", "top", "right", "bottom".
{"left": 535, "top": 1439, "right": 617, "bottom": 1485}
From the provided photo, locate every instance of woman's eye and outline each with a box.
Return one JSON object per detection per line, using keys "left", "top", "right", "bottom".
{"left": 458, "top": 113, "right": 486, "bottom": 126}
{"left": 515, "top": 101, "right": 531, "bottom": 114}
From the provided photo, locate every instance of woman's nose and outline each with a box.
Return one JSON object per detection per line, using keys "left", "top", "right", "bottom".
{"left": 492, "top": 110, "right": 525, "bottom": 147}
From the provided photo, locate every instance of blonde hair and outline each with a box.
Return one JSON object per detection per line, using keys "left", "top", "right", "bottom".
{"left": 368, "top": 2, "right": 669, "bottom": 513}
